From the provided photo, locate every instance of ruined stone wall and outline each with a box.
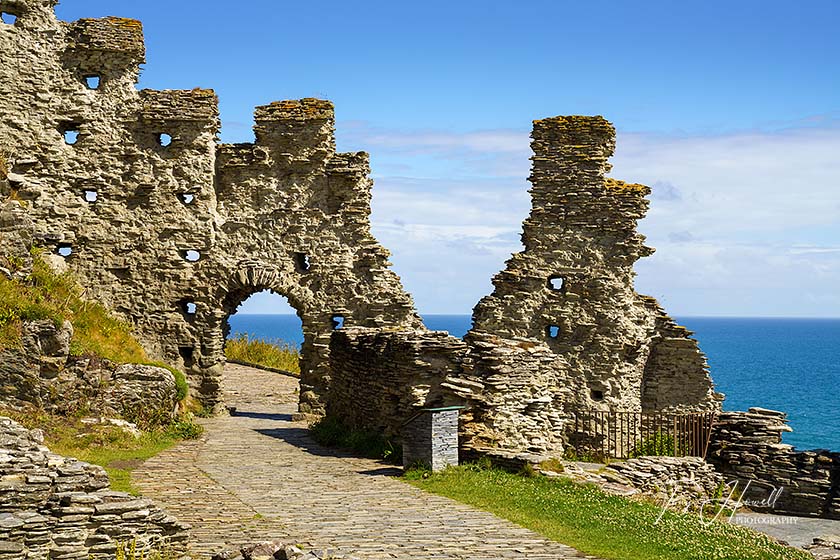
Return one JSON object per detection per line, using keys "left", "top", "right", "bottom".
{"left": 0, "top": 416, "right": 188, "bottom": 558}
{"left": 326, "top": 117, "right": 721, "bottom": 455}
{"left": 0, "top": 0, "right": 420, "bottom": 414}
{"left": 708, "top": 408, "right": 840, "bottom": 519}
{"left": 327, "top": 328, "right": 468, "bottom": 436}
{"left": 460, "top": 116, "right": 720, "bottom": 452}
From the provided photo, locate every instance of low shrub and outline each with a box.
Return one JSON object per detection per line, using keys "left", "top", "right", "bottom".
{"left": 310, "top": 415, "right": 401, "bottom": 463}
{"left": 630, "top": 431, "right": 678, "bottom": 458}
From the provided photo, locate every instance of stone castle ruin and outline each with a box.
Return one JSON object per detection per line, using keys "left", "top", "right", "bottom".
{"left": 0, "top": 0, "right": 721, "bottom": 456}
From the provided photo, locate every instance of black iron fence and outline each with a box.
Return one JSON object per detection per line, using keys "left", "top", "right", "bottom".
{"left": 568, "top": 410, "right": 717, "bottom": 460}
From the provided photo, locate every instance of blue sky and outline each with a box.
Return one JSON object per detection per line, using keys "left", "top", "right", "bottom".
{"left": 57, "top": 1, "right": 840, "bottom": 316}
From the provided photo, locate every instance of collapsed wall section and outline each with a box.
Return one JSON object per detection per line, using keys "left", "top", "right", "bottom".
{"left": 327, "top": 328, "right": 468, "bottom": 435}
{"left": 325, "top": 116, "right": 721, "bottom": 455}
{"left": 708, "top": 409, "right": 840, "bottom": 518}
{"left": 0, "top": 416, "right": 189, "bottom": 558}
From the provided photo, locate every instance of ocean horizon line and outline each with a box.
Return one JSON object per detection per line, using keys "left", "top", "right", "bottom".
{"left": 233, "top": 313, "right": 840, "bottom": 320}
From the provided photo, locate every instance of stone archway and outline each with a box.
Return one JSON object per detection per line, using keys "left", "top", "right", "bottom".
{"left": 190, "top": 262, "right": 334, "bottom": 417}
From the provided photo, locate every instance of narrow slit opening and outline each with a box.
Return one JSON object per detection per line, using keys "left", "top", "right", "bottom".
{"left": 294, "top": 252, "right": 311, "bottom": 273}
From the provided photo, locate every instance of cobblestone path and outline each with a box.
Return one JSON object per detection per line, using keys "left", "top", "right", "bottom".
{"left": 134, "top": 364, "right": 600, "bottom": 559}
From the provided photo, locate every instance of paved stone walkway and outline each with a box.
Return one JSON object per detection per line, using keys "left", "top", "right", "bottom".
{"left": 134, "top": 364, "right": 599, "bottom": 559}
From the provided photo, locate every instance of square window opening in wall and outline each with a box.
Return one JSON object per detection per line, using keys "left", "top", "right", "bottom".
{"left": 84, "top": 75, "right": 101, "bottom": 90}
{"left": 294, "top": 252, "right": 311, "bottom": 273}
{"left": 61, "top": 124, "right": 81, "bottom": 145}
{"left": 178, "top": 346, "right": 195, "bottom": 368}
{"left": 57, "top": 244, "right": 72, "bottom": 258}
{"left": 331, "top": 314, "right": 345, "bottom": 330}
{"left": 590, "top": 389, "right": 605, "bottom": 402}
{"left": 1, "top": 11, "right": 18, "bottom": 25}
{"left": 181, "top": 300, "right": 197, "bottom": 316}
{"left": 546, "top": 325, "right": 560, "bottom": 339}
{"left": 83, "top": 189, "right": 98, "bottom": 203}
{"left": 548, "top": 276, "right": 565, "bottom": 292}
{"left": 157, "top": 133, "right": 172, "bottom": 148}
{"left": 178, "top": 193, "right": 195, "bottom": 205}
{"left": 182, "top": 250, "right": 201, "bottom": 262}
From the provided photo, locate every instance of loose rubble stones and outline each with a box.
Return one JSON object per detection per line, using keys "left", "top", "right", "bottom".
{"left": 0, "top": 416, "right": 188, "bottom": 558}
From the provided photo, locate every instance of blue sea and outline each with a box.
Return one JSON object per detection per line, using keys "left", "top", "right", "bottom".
{"left": 228, "top": 314, "right": 840, "bottom": 451}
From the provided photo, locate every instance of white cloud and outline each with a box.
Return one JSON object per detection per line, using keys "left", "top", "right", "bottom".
{"left": 346, "top": 120, "right": 840, "bottom": 317}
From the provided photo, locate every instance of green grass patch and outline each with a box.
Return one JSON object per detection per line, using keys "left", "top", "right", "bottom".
{"left": 405, "top": 464, "right": 808, "bottom": 560}
{"left": 0, "top": 251, "right": 146, "bottom": 364}
{"left": 310, "top": 415, "right": 401, "bottom": 463}
{"left": 225, "top": 333, "right": 300, "bottom": 374}
{"left": 5, "top": 408, "right": 203, "bottom": 495}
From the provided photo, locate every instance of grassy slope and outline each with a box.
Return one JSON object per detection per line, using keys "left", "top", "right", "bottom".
{"left": 225, "top": 333, "right": 300, "bottom": 374}
{"left": 0, "top": 253, "right": 188, "bottom": 397}
{"left": 0, "top": 250, "right": 199, "bottom": 493}
{"left": 406, "top": 466, "right": 809, "bottom": 560}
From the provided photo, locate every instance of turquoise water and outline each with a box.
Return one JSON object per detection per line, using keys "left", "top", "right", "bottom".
{"left": 227, "top": 314, "right": 840, "bottom": 451}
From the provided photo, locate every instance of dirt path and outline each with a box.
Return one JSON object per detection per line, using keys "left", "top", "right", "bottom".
{"left": 133, "top": 363, "right": 599, "bottom": 559}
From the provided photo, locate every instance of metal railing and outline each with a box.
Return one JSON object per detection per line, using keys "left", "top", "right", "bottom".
{"left": 568, "top": 410, "right": 717, "bottom": 460}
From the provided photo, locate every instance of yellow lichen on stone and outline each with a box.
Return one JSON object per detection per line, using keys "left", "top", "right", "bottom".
{"left": 103, "top": 17, "right": 143, "bottom": 32}
{"left": 533, "top": 115, "right": 607, "bottom": 126}
{"left": 604, "top": 178, "right": 650, "bottom": 196}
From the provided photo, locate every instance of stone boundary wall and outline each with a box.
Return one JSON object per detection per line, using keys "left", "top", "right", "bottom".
{"left": 0, "top": 417, "right": 188, "bottom": 558}
{"left": 707, "top": 408, "right": 840, "bottom": 519}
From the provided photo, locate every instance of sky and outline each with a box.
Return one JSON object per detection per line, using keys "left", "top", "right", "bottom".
{"left": 56, "top": 1, "right": 840, "bottom": 317}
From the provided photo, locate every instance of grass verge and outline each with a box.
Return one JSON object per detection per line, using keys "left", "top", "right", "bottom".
{"left": 405, "top": 464, "right": 808, "bottom": 560}
{"left": 5, "top": 408, "right": 203, "bottom": 495}
{"left": 225, "top": 333, "right": 300, "bottom": 374}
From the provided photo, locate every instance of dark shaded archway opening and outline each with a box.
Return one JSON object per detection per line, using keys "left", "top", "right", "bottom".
{"left": 225, "top": 290, "right": 303, "bottom": 375}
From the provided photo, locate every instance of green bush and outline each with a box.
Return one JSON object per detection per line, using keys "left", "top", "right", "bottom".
{"left": 630, "top": 431, "right": 678, "bottom": 458}
{"left": 310, "top": 415, "right": 402, "bottom": 463}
